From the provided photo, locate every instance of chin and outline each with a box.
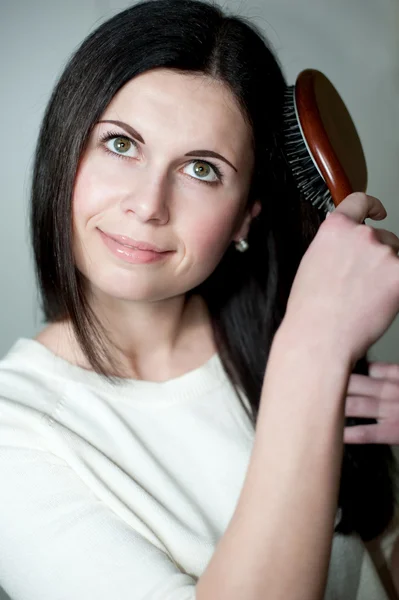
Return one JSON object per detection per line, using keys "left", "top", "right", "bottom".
{"left": 90, "top": 277, "right": 169, "bottom": 304}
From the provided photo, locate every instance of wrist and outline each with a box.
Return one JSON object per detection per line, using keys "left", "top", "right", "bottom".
{"left": 270, "top": 317, "right": 353, "bottom": 396}
{"left": 275, "top": 315, "right": 353, "bottom": 369}
{"left": 256, "top": 316, "right": 351, "bottom": 459}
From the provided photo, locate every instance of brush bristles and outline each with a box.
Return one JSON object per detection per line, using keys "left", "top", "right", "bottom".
{"left": 282, "top": 86, "right": 335, "bottom": 215}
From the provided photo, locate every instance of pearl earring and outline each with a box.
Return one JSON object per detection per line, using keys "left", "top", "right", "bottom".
{"left": 235, "top": 238, "right": 249, "bottom": 252}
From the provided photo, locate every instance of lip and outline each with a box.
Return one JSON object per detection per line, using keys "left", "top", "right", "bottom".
{"left": 99, "top": 231, "right": 168, "bottom": 253}
{"left": 98, "top": 229, "right": 173, "bottom": 265}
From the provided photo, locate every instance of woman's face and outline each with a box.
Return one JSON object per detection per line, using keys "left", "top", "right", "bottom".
{"left": 72, "top": 68, "right": 259, "bottom": 303}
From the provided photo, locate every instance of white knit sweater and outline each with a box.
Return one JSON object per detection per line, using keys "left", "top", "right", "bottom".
{"left": 0, "top": 338, "right": 391, "bottom": 599}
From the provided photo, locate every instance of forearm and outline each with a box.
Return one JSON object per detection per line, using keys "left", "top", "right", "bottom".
{"left": 196, "top": 323, "right": 351, "bottom": 600}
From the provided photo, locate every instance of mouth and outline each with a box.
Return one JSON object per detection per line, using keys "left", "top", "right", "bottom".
{"left": 97, "top": 228, "right": 173, "bottom": 265}
{"left": 98, "top": 229, "right": 169, "bottom": 253}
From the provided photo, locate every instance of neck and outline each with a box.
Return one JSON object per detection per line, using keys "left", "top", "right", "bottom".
{"left": 37, "top": 293, "right": 216, "bottom": 381}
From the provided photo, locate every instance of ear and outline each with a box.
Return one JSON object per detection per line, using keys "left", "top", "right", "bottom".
{"left": 232, "top": 200, "right": 261, "bottom": 242}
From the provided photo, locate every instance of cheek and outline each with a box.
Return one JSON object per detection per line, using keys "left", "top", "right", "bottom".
{"left": 71, "top": 159, "right": 113, "bottom": 266}
{"left": 72, "top": 157, "right": 118, "bottom": 224}
{"left": 185, "top": 203, "right": 240, "bottom": 262}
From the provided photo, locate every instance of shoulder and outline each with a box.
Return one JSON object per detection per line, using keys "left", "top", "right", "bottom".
{"left": 0, "top": 335, "right": 59, "bottom": 394}
{"left": 0, "top": 336, "right": 65, "bottom": 443}
{"left": 34, "top": 321, "right": 91, "bottom": 369}
{"left": 0, "top": 321, "right": 89, "bottom": 405}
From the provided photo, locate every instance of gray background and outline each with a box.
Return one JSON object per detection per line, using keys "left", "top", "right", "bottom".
{"left": 0, "top": 1, "right": 398, "bottom": 598}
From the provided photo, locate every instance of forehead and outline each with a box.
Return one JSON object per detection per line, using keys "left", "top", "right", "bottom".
{"left": 101, "top": 68, "right": 252, "bottom": 158}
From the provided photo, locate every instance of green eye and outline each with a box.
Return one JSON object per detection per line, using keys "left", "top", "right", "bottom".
{"left": 183, "top": 160, "right": 221, "bottom": 184}
{"left": 112, "top": 137, "right": 132, "bottom": 154}
{"left": 193, "top": 161, "right": 211, "bottom": 178}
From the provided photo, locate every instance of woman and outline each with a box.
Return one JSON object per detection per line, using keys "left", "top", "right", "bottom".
{"left": 0, "top": 1, "right": 398, "bottom": 598}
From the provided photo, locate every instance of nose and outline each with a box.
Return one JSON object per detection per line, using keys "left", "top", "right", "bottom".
{"left": 120, "top": 171, "right": 170, "bottom": 225}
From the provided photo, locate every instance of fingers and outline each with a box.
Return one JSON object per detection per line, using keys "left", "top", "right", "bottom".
{"left": 328, "top": 192, "right": 399, "bottom": 253}
{"left": 346, "top": 369, "right": 399, "bottom": 414}
{"left": 333, "top": 192, "right": 387, "bottom": 223}
{"left": 345, "top": 375, "right": 399, "bottom": 423}
{"left": 344, "top": 393, "right": 399, "bottom": 420}
{"left": 344, "top": 422, "right": 399, "bottom": 445}
{"left": 345, "top": 395, "right": 381, "bottom": 419}
{"left": 347, "top": 372, "right": 399, "bottom": 399}
{"left": 369, "top": 361, "right": 399, "bottom": 380}
{"left": 373, "top": 228, "right": 399, "bottom": 254}
{"left": 347, "top": 373, "right": 383, "bottom": 396}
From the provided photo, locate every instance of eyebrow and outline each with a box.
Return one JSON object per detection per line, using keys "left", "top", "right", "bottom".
{"left": 98, "top": 119, "right": 238, "bottom": 172}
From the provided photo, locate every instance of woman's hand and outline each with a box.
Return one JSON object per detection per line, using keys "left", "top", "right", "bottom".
{"left": 284, "top": 193, "right": 399, "bottom": 367}
{"left": 344, "top": 361, "right": 399, "bottom": 444}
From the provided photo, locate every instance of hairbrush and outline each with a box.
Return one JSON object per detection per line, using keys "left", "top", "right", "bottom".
{"left": 282, "top": 69, "right": 368, "bottom": 216}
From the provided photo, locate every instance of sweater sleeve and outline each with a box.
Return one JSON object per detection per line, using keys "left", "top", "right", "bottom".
{"left": 0, "top": 446, "right": 197, "bottom": 600}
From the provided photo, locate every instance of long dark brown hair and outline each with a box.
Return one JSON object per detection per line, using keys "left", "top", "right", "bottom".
{"left": 31, "top": 0, "right": 397, "bottom": 541}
